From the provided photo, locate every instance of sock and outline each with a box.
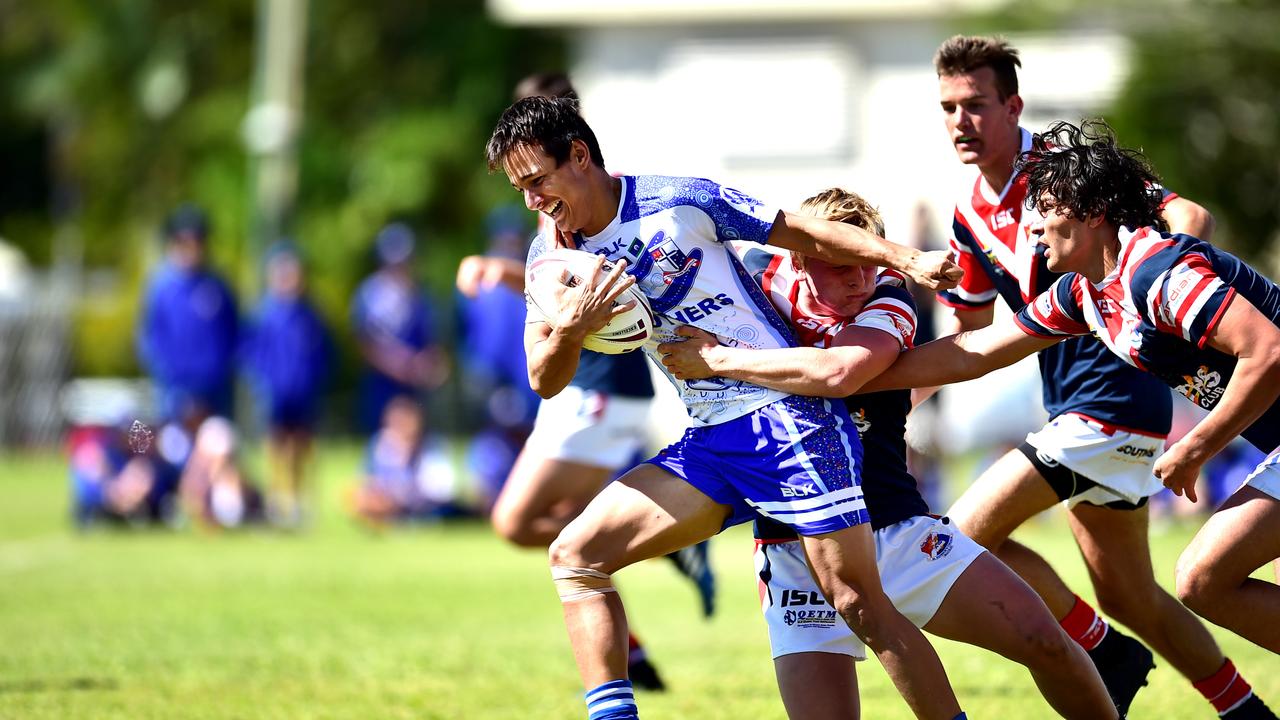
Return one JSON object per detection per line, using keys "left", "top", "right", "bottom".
{"left": 1059, "top": 594, "right": 1109, "bottom": 651}
{"left": 627, "top": 632, "right": 645, "bottom": 664}
{"left": 586, "top": 679, "right": 638, "bottom": 720}
{"left": 1194, "top": 659, "right": 1255, "bottom": 715}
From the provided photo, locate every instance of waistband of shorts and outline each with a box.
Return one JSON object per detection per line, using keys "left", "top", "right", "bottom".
{"left": 1062, "top": 412, "right": 1168, "bottom": 440}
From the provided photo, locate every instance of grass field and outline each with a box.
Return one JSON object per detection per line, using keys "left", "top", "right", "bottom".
{"left": 0, "top": 446, "right": 1275, "bottom": 719}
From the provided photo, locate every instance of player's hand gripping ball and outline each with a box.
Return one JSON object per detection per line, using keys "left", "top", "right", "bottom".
{"left": 526, "top": 248, "right": 654, "bottom": 354}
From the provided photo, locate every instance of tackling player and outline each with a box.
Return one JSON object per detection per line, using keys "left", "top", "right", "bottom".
{"left": 929, "top": 36, "right": 1258, "bottom": 717}
{"left": 486, "top": 96, "right": 967, "bottom": 720}
{"left": 868, "top": 119, "right": 1278, "bottom": 712}
{"left": 657, "top": 187, "right": 1118, "bottom": 719}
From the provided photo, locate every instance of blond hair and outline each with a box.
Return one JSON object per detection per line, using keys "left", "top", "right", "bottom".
{"left": 793, "top": 188, "right": 884, "bottom": 268}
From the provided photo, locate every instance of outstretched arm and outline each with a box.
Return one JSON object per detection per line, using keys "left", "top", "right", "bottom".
{"left": 1156, "top": 297, "right": 1280, "bottom": 502}
{"left": 862, "top": 316, "right": 1059, "bottom": 392}
{"left": 657, "top": 325, "right": 901, "bottom": 398}
{"left": 767, "top": 211, "right": 963, "bottom": 291}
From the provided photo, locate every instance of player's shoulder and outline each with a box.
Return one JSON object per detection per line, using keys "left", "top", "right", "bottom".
{"left": 870, "top": 270, "right": 915, "bottom": 306}
{"left": 525, "top": 230, "right": 554, "bottom": 264}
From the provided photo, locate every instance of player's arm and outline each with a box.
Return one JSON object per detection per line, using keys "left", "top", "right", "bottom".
{"left": 1161, "top": 196, "right": 1216, "bottom": 242}
{"left": 524, "top": 256, "right": 637, "bottom": 398}
{"left": 456, "top": 256, "right": 526, "bottom": 297}
{"left": 657, "top": 325, "right": 900, "bottom": 398}
{"left": 766, "top": 211, "right": 962, "bottom": 291}
{"left": 862, "top": 315, "right": 1058, "bottom": 392}
{"left": 912, "top": 304, "right": 996, "bottom": 405}
{"left": 1156, "top": 297, "right": 1280, "bottom": 501}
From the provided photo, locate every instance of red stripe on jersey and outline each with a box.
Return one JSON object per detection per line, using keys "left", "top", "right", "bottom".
{"left": 760, "top": 253, "right": 785, "bottom": 299}
{"left": 1198, "top": 287, "right": 1237, "bottom": 349}
{"left": 1173, "top": 271, "right": 1216, "bottom": 333}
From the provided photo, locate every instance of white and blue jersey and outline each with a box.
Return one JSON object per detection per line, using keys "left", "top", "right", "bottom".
{"left": 939, "top": 128, "right": 1171, "bottom": 436}
{"left": 1016, "top": 226, "right": 1280, "bottom": 452}
{"left": 527, "top": 175, "right": 795, "bottom": 426}
{"left": 525, "top": 174, "right": 868, "bottom": 535}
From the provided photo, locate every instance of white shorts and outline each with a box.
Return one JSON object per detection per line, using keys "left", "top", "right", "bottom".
{"left": 525, "top": 386, "right": 650, "bottom": 470}
{"left": 755, "top": 515, "right": 986, "bottom": 660}
{"left": 1244, "top": 448, "right": 1280, "bottom": 501}
{"left": 1026, "top": 413, "right": 1166, "bottom": 508}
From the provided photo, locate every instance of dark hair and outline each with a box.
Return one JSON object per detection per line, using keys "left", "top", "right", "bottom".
{"left": 513, "top": 72, "right": 577, "bottom": 102}
{"left": 485, "top": 96, "right": 606, "bottom": 173}
{"left": 163, "top": 203, "right": 210, "bottom": 241}
{"left": 933, "top": 35, "right": 1021, "bottom": 102}
{"left": 1017, "top": 120, "right": 1166, "bottom": 231}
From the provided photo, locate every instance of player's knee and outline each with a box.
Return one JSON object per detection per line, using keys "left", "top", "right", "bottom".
{"left": 491, "top": 506, "right": 541, "bottom": 548}
{"left": 1174, "top": 551, "right": 1216, "bottom": 614}
{"left": 829, "top": 587, "right": 887, "bottom": 648}
{"left": 1013, "top": 609, "right": 1076, "bottom": 668}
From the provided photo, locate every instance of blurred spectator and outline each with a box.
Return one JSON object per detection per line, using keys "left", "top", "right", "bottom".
{"left": 348, "top": 394, "right": 466, "bottom": 528}
{"left": 179, "top": 416, "right": 263, "bottom": 530}
{"left": 69, "top": 421, "right": 178, "bottom": 528}
{"left": 457, "top": 205, "right": 541, "bottom": 507}
{"left": 350, "top": 222, "right": 447, "bottom": 433}
{"left": 242, "top": 242, "right": 334, "bottom": 528}
{"left": 136, "top": 204, "right": 239, "bottom": 427}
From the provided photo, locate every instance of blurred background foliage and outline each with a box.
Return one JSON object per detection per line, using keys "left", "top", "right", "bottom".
{"left": 0, "top": 1, "right": 562, "bottom": 380}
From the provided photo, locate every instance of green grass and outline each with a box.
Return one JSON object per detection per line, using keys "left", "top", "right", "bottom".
{"left": 0, "top": 447, "right": 1275, "bottom": 719}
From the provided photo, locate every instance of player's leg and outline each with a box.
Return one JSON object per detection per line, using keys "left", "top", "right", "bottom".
{"left": 1177, "top": 484, "right": 1280, "bottom": 653}
{"left": 491, "top": 388, "right": 635, "bottom": 548}
{"left": 1072, "top": 501, "right": 1275, "bottom": 717}
{"left": 756, "top": 538, "right": 864, "bottom": 720}
{"left": 775, "top": 653, "right": 860, "bottom": 720}
{"left": 924, "top": 551, "right": 1118, "bottom": 719}
{"left": 946, "top": 447, "right": 1078, "bottom": 616}
{"left": 490, "top": 448, "right": 612, "bottom": 547}
{"left": 548, "top": 462, "right": 730, "bottom": 711}
{"left": 802, "top": 526, "right": 962, "bottom": 720}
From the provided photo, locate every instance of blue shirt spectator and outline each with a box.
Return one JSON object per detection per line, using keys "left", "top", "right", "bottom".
{"left": 136, "top": 204, "right": 238, "bottom": 425}
{"left": 351, "top": 223, "right": 446, "bottom": 432}
{"left": 243, "top": 244, "right": 334, "bottom": 431}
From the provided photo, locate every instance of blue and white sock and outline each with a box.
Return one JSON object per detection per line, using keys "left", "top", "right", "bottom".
{"left": 585, "top": 679, "right": 638, "bottom": 720}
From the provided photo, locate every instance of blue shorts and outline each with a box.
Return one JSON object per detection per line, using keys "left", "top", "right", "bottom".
{"left": 648, "top": 396, "right": 868, "bottom": 536}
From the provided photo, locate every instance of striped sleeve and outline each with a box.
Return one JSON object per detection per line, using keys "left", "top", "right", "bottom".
{"left": 851, "top": 283, "right": 917, "bottom": 350}
{"left": 1144, "top": 252, "right": 1236, "bottom": 348}
{"left": 937, "top": 212, "right": 998, "bottom": 310}
{"left": 1014, "top": 275, "right": 1090, "bottom": 338}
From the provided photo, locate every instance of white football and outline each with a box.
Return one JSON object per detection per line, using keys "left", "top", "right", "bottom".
{"left": 526, "top": 248, "right": 654, "bottom": 354}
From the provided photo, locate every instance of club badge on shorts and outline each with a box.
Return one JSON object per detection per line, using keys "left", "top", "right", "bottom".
{"left": 919, "top": 531, "right": 954, "bottom": 561}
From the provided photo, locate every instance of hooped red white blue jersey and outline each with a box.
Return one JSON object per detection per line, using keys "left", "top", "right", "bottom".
{"left": 938, "top": 127, "right": 1171, "bottom": 435}
{"left": 1015, "top": 227, "right": 1280, "bottom": 451}
{"left": 527, "top": 175, "right": 794, "bottom": 426}
{"left": 739, "top": 247, "right": 932, "bottom": 534}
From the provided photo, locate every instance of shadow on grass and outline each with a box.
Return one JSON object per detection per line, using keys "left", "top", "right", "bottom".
{"left": 0, "top": 677, "right": 118, "bottom": 694}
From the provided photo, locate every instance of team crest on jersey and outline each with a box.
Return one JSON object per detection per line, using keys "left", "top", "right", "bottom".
{"left": 1176, "top": 365, "right": 1226, "bottom": 408}
{"left": 629, "top": 230, "right": 702, "bottom": 314}
{"left": 889, "top": 314, "right": 913, "bottom": 342}
{"left": 919, "top": 531, "right": 954, "bottom": 561}
{"left": 851, "top": 408, "right": 871, "bottom": 435}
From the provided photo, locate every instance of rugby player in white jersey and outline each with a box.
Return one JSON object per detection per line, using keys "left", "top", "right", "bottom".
{"left": 868, "top": 120, "right": 1277, "bottom": 716}
{"left": 928, "top": 35, "right": 1266, "bottom": 718}
{"left": 457, "top": 73, "right": 714, "bottom": 691}
{"left": 486, "top": 96, "right": 966, "bottom": 720}
{"left": 658, "top": 187, "right": 1118, "bottom": 719}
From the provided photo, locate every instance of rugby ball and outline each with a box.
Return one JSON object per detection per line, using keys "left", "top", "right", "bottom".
{"left": 526, "top": 248, "right": 654, "bottom": 354}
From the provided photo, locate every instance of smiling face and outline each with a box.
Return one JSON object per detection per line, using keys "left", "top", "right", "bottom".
{"left": 799, "top": 258, "right": 879, "bottom": 317}
{"left": 502, "top": 140, "right": 598, "bottom": 235}
{"left": 939, "top": 67, "right": 1023, "bottom": 172}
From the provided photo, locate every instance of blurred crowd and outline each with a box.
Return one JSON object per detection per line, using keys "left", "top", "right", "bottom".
{"left": 69, "top": 202, "right": 536, "bottom": 532}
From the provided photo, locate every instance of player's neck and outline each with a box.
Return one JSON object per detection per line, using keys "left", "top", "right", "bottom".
{"left": 1086, "top": 230, "right": 1123, "bottom": 284}
{"left": 581, "top": 172, "right": 623, "bottom": 237}
{"left": 976, "top": 136, "right": 1021, "bottom": 194}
